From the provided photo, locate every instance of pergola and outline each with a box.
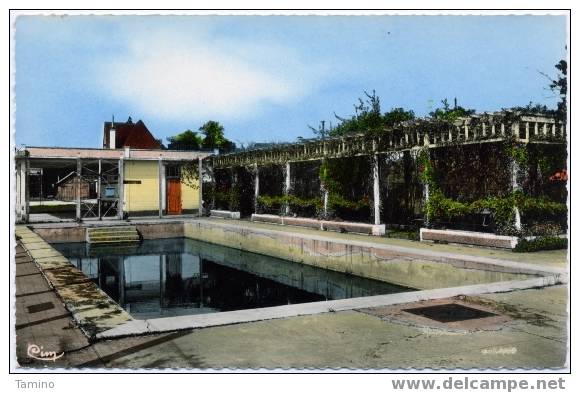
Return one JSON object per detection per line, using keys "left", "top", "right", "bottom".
{"left": 212, "top": 113, "right": 566, "bottom": 226}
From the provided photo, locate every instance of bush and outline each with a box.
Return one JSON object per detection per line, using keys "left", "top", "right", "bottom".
{"left": 513, "top": 236, "right": 568, "bottom": 253}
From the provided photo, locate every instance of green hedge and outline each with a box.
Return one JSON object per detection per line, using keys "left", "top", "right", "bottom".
{"left": 426, "top": 190, "right": 567, "bottom": 233}
{"left": 513, "top": 236, "right": 568, "bottom": 253}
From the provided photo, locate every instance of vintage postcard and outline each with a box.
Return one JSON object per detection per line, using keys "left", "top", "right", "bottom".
{"left": 8, "top": 8, "right": 570, "bottom": 387}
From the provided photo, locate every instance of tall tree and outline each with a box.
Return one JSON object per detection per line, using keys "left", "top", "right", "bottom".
{"left": 429, "top": 98, "right": 475, "bottom": 121}
{"left": 166, "top": 129, "right": 202, "bottom": 150}
{"left": 199, "top": 121, "right": 235, "bottom": 152}
{"left": 551, "top": 60, "right": 567, "bottom": 122}
{"left": 310, "top": 91, "right": 415, "bottom": 137}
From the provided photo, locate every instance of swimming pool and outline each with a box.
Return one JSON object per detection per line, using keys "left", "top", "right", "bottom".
{"left": 54, "top": 238, "right": 414, "bottom": 319}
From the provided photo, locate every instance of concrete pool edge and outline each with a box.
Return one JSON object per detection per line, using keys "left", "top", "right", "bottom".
{"left": 96, "top": 274, "right": 563, "bottom": 339}
{"left": 15, "top": 226, "right": 134, "bottom": 338}
{"left": 183, "top": 220, "right": 566, "bottom": 280}
{"left": 28, "top": 219, "right": 566, "bottom": 277}
{"left": 17, "top": 221, "right": 567, "bottom": 342}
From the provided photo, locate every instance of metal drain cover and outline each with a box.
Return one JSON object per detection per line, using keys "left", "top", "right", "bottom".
{"left": 403, "top": 303, "right": 497, "bottom": 323}
{"left": 27, "top": 302, "right": 55, "bottom": 314}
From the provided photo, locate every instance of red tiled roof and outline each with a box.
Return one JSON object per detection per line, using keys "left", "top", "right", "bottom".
{"left": 103, "top": 118, "right": 161, "bottom": 149}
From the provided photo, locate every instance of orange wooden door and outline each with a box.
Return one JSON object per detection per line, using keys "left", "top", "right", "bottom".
{"left": 167, "top": 179, "right": 182, "bottom": 215}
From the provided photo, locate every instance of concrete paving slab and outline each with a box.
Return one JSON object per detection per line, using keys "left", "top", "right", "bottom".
{"left": 15, "top": 274, "right": 51, "bottom": 297}
{"left": 56, "top": 282, "right": 133, "bottom": 336}
{"left": 16, "top": 262, "right": 43, "bottom": 277}
{"left": 16, "top": 233, "right": 45, "bottom": 241}
{"left": 19, "top": 241, "right": 54, "bottom": 251}
{"left": 16, "top": 317, "right": 92, "bottom": 368}
{"left": 17, "top": 237, "right": 47, "bottom": 246}
{"left": 34, "top": 256, "right": 73, "bottom": 270}
{"left": 15, "top": 256, "right": 32, "bottom": 264}
{"left": 16, "top": 292, "right": 69, "bottom": 329}
{"left": 42, "top": 266, "right": 92, "bottom": 288}
{"left": 27, "top": 248, "right": 65, "bottom": 259}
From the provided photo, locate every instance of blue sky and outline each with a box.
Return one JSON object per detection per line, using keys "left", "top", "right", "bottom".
{"left": 14, "top": 15, "right": 567, "bottom": 148}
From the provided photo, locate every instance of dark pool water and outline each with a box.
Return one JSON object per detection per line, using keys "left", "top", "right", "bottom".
{"left": 53, "top": 238, "right": 414, "bottom": 319}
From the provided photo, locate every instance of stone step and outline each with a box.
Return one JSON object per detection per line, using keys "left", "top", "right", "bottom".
{"left": 89, "top": 235, "right": 140, "bottom": 241}
{"left": 86, "top": 226, "right": 140, "bottom": 244}
{"left": 89, "top": 231, "right": 139, "bottom": 238}
{"left": 87, "top": 227, "right": 137, "bottom": 234}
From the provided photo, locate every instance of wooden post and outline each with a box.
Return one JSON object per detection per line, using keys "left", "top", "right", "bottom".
{"left": 76, "top": 158, "right": 82, "bottom": 221}
{"left": 198, "top": 158, "right": 203, "bottom": 217}
{"left": 118, "top": 158, "right": 124, "bottom": 219}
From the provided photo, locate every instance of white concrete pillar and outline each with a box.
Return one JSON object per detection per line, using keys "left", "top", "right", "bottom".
{"left": 284, "top": 161, "right": 291, "bottom": 215}
{"left": 97, "top": 159, "right": 102, "bottom": 219}
{"left": 16, "top": 159, "right": 29, "bottom": 223}
{"left": 422, "top": 150, "right": 431, "bottom": 227}
{"left": 372, "top": 154, "right": 381, "bottom": 225}
{"left": 423, "top": 182, "right": 430, "bottom": 227}
{"left": 15, "top": 160, "right": 21, "bottom": 222}
{"left": 511, "top": 159, "right": 522, "bottom": 231}
{"left": 253, "top": 163, "right": 259, "bottom": 214}
{"left": 158, "top": 158, "right": 163, "bottom": 218}
{"left": 323, "top": 189, "right": 329, "bottom": 219}
{"left": 320, "top": 159, "right": 329, "bottom": 219}
{"left": 198, "top": 158, "right": 203, "bottom": 217}
{"left": 525, "top": 122, "right": 530, "bottom": 141}
{"left": 76, "top": 158, "right": 82, "bottom": 221}
{"left": 118, "top": 159, "right": 124, "bottom": 219}
{"left": 24, "top": 158, "right": 29, "bottom": 222}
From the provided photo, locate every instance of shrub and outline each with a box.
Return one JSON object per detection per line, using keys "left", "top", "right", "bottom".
{"left": 513, "top": 236, "right": 568, "bottom": 253}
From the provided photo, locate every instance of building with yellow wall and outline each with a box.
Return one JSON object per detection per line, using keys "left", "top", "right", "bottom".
{"left": 123, "top": 160, "right": 200, "bottom": 216}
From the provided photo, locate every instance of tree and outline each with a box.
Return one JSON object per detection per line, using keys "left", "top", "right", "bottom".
{"left": 383, "top": 107, "right": 415, "bottom": 127}
{"left": 309, "top": 91, "right": 415, "bottom": 138}
{"left": 429, "top": 98, "right": 475, "bottom": 121}
{"left": 546, "top": 60, "right": 567, "bottom": 122}
{"left": 199, "top": 121, "right": 236, "bottom": 152}
{"left": 166, "top": 130, "right": 202, "bottom": 150}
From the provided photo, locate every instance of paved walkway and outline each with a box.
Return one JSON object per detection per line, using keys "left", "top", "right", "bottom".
{"left": 87, "top": 286, "right": 570, "bottom": 369}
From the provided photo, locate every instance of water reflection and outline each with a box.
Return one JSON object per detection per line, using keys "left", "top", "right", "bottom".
{"left": 54, "top": 238, "right": 413, "bottom": 319}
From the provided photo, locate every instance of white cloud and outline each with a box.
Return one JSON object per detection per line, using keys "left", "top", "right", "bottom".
{"left": 97, "top": 32, "right": 319, "bottom": 121}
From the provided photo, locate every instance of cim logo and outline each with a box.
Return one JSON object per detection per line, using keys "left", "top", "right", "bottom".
{"left": 27, "top": 344, "right": 64, "bottom": 362}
